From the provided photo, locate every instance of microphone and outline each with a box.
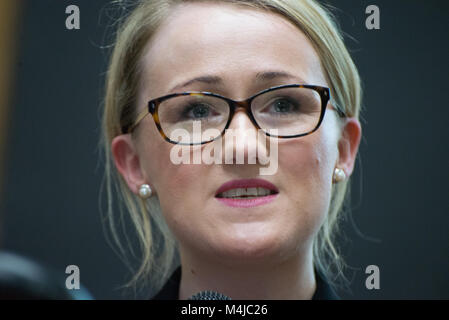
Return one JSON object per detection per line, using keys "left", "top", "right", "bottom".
{"left": 188, "top": 290, "right": 232, "bottom": 300}
{"left": 0, "top": 251, "right": 93, "bottom": 300}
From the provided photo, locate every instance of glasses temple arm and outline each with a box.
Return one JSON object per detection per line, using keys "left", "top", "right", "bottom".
{"left": 126, "top": 108, "right": 150, "bottom": 133}
{"left": 330, "top": 99, "right": 347, "bottom": 118}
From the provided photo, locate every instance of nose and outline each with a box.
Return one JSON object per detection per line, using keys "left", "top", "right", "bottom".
{"left": 227, "top": 107, "right": 257, "bottom": 132}
{"left": 222, "top": 107, "right": 267, "bottom": 165}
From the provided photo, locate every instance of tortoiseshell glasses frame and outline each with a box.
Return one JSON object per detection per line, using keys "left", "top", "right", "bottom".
{"left": 123, "top": 84, "right": 347, "bottom": 145}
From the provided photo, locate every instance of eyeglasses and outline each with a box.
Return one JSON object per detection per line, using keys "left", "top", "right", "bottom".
{"left": 124, "top": 84, "right": 346, "bottom": 145}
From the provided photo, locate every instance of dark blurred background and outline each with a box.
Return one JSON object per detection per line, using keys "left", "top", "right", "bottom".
{"left": 0, "top": 0, "right": 448, "bottom": 299}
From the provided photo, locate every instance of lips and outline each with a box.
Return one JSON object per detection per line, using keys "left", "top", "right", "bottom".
{"left": 215, "top": 178, "right": 279, "bottom": 199}
{"left": 216, "top": 187, "right": 273, "bottom": 199}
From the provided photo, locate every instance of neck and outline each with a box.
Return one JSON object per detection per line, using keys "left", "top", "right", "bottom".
{"left": 178, "top": 248, "right": 316, "bottom": 300}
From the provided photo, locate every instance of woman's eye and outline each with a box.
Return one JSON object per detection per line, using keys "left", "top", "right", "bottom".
{"left": 183, "top": 104, "right": 211, "bottom": 119}
{"left": 270, "top": 99, "right": 300, "bottom": 115}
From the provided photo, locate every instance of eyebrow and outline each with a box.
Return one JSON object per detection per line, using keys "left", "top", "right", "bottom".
{"left": 168, "top": 70, "right": 301, "bottom": 93}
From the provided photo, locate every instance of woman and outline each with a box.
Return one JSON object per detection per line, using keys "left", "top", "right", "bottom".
{"left": 102, "top": 0, "right": 362, "bottom": 300}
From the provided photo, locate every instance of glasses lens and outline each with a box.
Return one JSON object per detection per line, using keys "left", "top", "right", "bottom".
{"left": 251, "top": 87, "right": 322, "bottom": 137}
{"left": 158, "top": 94, "right": 229, "bottom": 144}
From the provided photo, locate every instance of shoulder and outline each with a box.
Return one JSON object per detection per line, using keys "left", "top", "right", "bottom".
{"left": 150, "top": 266, "right": 181, "bottom": 300}
{"left": 312, "top": 269, "right": 340, "bottom": 300}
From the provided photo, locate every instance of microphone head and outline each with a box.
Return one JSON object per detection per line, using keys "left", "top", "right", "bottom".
{"left": 188, "top": 290, "right": 231, "bottom": 300}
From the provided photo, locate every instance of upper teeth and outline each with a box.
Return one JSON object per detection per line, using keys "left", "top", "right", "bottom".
{"left": 218, "top": 187, "right": 272, "bottom": 198}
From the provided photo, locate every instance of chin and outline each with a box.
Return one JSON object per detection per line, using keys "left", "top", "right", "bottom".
{"left": 211, "top": 226, "right": 295, "bottom": 264}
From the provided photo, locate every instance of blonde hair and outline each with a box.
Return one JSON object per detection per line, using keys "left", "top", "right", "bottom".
{"left": 100, "top": 0, "right": 361, "bottom": 296}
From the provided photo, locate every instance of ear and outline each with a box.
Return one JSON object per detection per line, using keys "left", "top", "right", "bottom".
{"left": 337, "top": 118, "right": 362, "bottom": 177}
{"left": 111, "top": 134, "right": 147, "bottom": 195}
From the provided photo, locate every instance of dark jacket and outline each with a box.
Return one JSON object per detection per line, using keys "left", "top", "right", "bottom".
{"left": 151, "top": 266, "right": 339, "bottom": 300}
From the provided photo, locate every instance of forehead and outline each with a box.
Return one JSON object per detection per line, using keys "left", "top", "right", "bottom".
{"left": 139, "top": 2, "right": 326, "bottom": 98}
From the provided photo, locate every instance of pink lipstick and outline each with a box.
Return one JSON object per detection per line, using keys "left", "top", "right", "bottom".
{"left": 215, "top": 178, "right": 279, "bottom": 208}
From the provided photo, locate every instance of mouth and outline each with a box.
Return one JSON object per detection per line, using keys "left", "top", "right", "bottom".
{"left": 215, "top": 187, "right": 277, "bottom": 199}
{"left": 215, "top": 178, "right": 279, "bottom": 200}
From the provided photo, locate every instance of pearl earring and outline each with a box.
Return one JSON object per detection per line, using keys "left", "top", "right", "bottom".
{"left": 138, "top": 184, "right": 153, "bottom": 199}
{"left": 333, "top": 168, "right": 346, "bottom": 183}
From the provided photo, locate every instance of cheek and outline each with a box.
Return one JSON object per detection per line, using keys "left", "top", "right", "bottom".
{"left": 277, "top": 127, "right": 338, "bottom": 234}
{"left": 279, "top": 135, "right": 335, "bottom": 193}
{"left": 136, "top": 118, "right": 206, "bottom": 194}
{"left": 138, "top": 136, "right": 212, "bottom": 228}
